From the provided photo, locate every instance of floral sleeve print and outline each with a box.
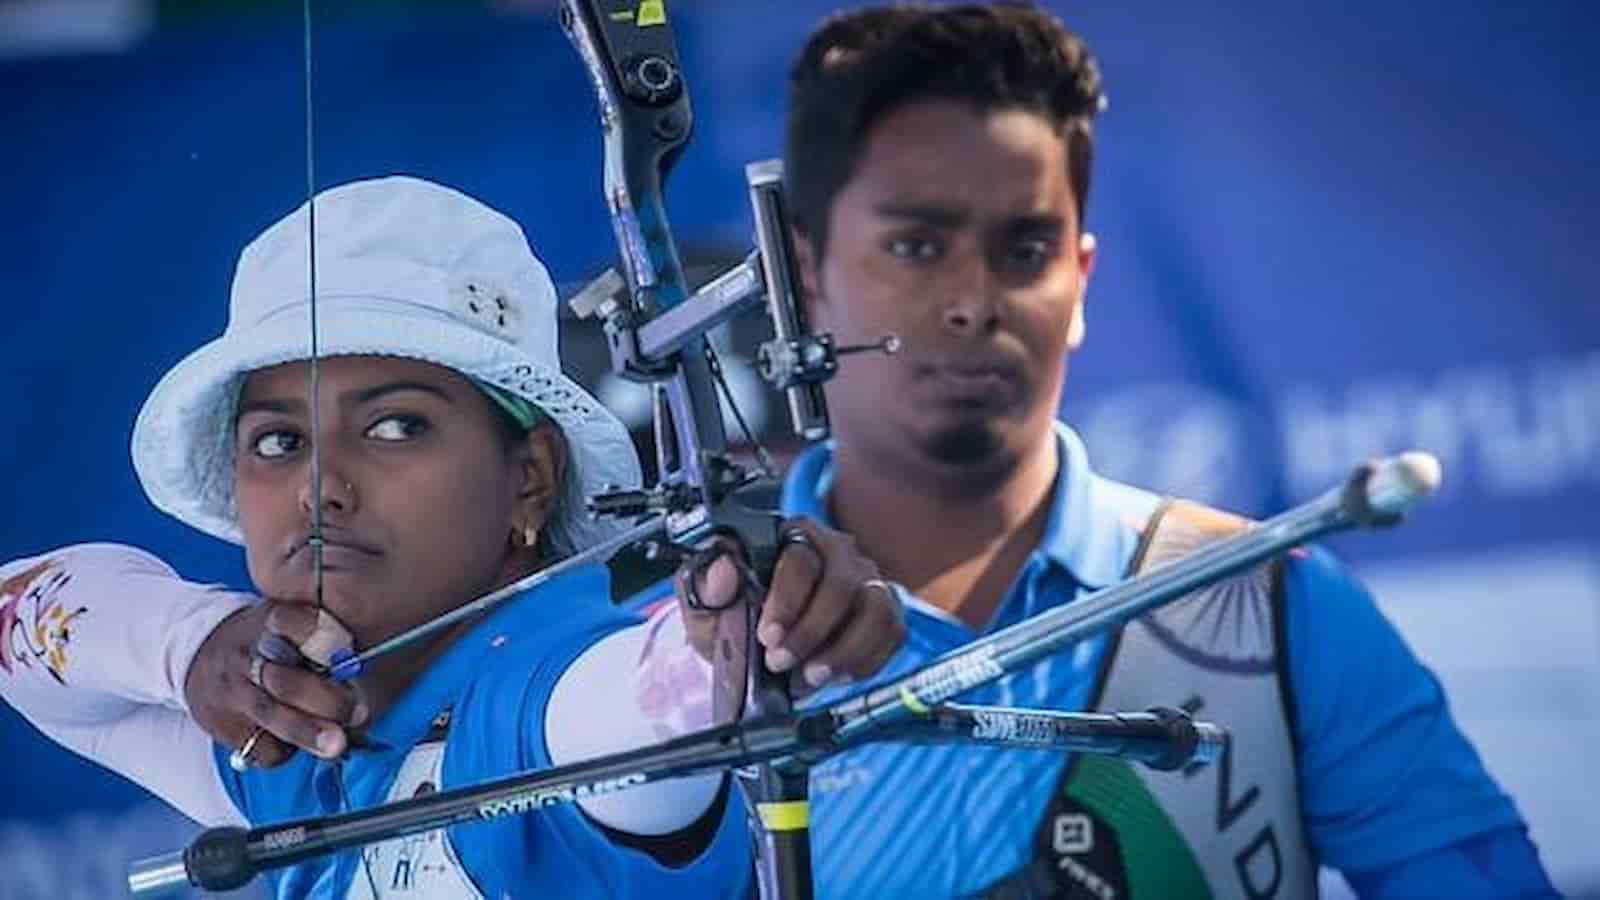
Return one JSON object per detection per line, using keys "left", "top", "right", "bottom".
{"left": 0, "top": 559, "right": 86, "bottom": 684}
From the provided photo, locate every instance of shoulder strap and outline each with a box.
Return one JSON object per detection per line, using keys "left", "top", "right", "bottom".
{"left": 1129, "top": 498, "right": 1261, "bottom": 577}
{"left": 1129, "top": 496, "right": 1300, "bottom": 735}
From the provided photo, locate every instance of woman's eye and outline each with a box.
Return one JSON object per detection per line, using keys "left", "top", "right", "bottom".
{"left": 251, "top": 430, "right": 302, "bottom": 459}
{"left": 365, "top": 415, "right": 427, "bottom": 442}
{"left": 886, "top": 237, "right": 941, "bottom": 261}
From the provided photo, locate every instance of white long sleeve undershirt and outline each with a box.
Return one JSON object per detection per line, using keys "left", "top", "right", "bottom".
{"left": 0, "top": 543, "right": 250, "bottom": 827}
{"left": 0, "top": 544, "right": 719, "bottom": 834}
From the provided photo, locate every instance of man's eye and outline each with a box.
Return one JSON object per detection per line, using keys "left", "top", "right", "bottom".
{"left": 365, "top": 415, "right": 427, "bottom": 442}
{"left": 251, "top": 430, "right": 302, "bottom": 459}
{"left": 1004, "top": 239, "right": 1055, "bottom": 272}
{"left": 886, "top": 237, "right": 941, "bottom": 261}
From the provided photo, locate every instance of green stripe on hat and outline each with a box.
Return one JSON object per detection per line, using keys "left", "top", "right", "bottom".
{"left": 475, "top": 379, "right": 547, "bottom": 431}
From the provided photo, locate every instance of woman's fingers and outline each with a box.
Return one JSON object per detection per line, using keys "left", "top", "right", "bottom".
{"left": 242, "top": 675, "right": 348, "bottom": 760}
{"left": 254, "top": 657, "right": 362, "bottom": 726}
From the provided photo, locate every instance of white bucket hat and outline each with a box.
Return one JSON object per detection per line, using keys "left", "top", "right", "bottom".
{"left": 131, "top": 174, "right": 642, "bottom": 556}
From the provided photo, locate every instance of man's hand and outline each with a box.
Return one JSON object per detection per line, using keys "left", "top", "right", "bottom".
{"left": 677, "top": 518, "right": 905, "bottom": 704}
{"left": 184, "top": 602, "right": 365, "bottom": 767}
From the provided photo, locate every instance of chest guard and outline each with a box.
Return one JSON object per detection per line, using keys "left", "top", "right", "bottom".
{"left": 343, "top": 712, "right": 486, "bottom": 900}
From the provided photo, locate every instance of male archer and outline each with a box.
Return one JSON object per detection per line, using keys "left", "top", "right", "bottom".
{"left": 758, "top": 6, "right": 1553, "bottom": 897}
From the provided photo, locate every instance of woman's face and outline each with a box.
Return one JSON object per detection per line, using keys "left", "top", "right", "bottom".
{"left": 232, "top": 355, "right": 563, "bottom": 648}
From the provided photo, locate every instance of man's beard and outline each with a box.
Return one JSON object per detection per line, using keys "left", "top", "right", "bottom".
{"left": 920, "top": 422, "right": 1003, "bottom": 466}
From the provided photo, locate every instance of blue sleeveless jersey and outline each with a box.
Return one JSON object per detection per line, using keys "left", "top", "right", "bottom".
{"left": 214, "top": 563, "right": 752, "bottom": 900}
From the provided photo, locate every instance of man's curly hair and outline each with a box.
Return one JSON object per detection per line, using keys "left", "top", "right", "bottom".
{"left": 784, "top": 3, "right": 1106, "bottom": 258}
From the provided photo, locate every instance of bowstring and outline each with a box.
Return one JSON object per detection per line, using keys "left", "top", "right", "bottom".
{"left": 702, "top": 342, "right": 776, "bottom": 481}
{"left": 301, "top": 3, "right": 381, "bottom": 895}
{"left": 303, "top": 0, "right": 323, "bottom": 616}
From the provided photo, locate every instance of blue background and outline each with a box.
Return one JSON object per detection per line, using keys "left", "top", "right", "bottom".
{"left": 1, "top": 1, "right": 1595, "bottom": 896}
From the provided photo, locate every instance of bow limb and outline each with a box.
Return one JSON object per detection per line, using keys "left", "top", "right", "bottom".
{"left": 560, "top": 0, "right": 733, "bottom": 497}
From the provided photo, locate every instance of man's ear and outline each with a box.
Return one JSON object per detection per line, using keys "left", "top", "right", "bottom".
{"left": 1067, "top": 301, "right": 1087, "bottom": 351}
{"left": 1068, "top": 232, "right": 1098, "bottom": 351}
{"left": 792, "top": 228, "right": 822, "bottom": 312}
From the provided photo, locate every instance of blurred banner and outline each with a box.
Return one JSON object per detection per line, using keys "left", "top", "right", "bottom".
{"left": 1, "top": 1, "right": 1595, "bottom": 896}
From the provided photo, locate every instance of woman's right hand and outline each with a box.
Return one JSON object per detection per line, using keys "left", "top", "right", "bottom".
{"left": 184, "top": 601, "right": 365, "bottom": 766}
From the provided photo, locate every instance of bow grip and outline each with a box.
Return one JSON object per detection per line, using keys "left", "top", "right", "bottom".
{"left": 698, "top": 484, "right": 792, "bottom": 717}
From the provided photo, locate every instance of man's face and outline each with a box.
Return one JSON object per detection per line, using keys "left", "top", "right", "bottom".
{"left": 232, "top": 356, "right": 547, "bottom": 648}
{"left": 802, "top": 100, "right": 1094, "bottom": 484}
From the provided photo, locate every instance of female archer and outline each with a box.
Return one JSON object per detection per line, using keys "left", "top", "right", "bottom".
{"left": 0, "top": 174, "right": 904, "bottom": 898}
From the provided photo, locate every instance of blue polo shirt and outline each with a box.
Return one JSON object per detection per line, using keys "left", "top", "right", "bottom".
{"left": 214, "top": 563, "right": 752, "bottom": 900}
{"left": 779, "top": 423, "right": 1551, "bottom": 898}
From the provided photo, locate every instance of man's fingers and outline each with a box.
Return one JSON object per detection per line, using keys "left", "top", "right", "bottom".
{"left": 245, "top": 682, "right": 348, "bottom": 760}
{"left": 255, "top": 659, "right": 360, "bottom": 725}
{"left": 674, "top": 520, "right": 905, "bottom": 693}
{"left": 757, "top": 525, "right": 827, "bottom": 653}
{"left": 696, "top": 554, "right": 744, "bottom": 610}
{"left": 677, "top": 546, "right": 747, "bottom": 658}
{"left": 798, "top": 591, "right": 905, "bottom": 687}
{"left": 766, "top": 565, "right": 853, "bottom": 673}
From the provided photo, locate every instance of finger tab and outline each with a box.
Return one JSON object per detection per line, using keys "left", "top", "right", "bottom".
{"left": 299, "top": 609, "right": 355, "bottom": 669}
{"left": 264, "top": 604, "right": 318, "bottom": 643}
{"left": 255, "top": 632, "right": 304, "bottom": 667}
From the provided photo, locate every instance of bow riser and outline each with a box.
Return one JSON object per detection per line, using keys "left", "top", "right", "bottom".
{"left": 561, "top": 0, "right": 737, "bottom": 513}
